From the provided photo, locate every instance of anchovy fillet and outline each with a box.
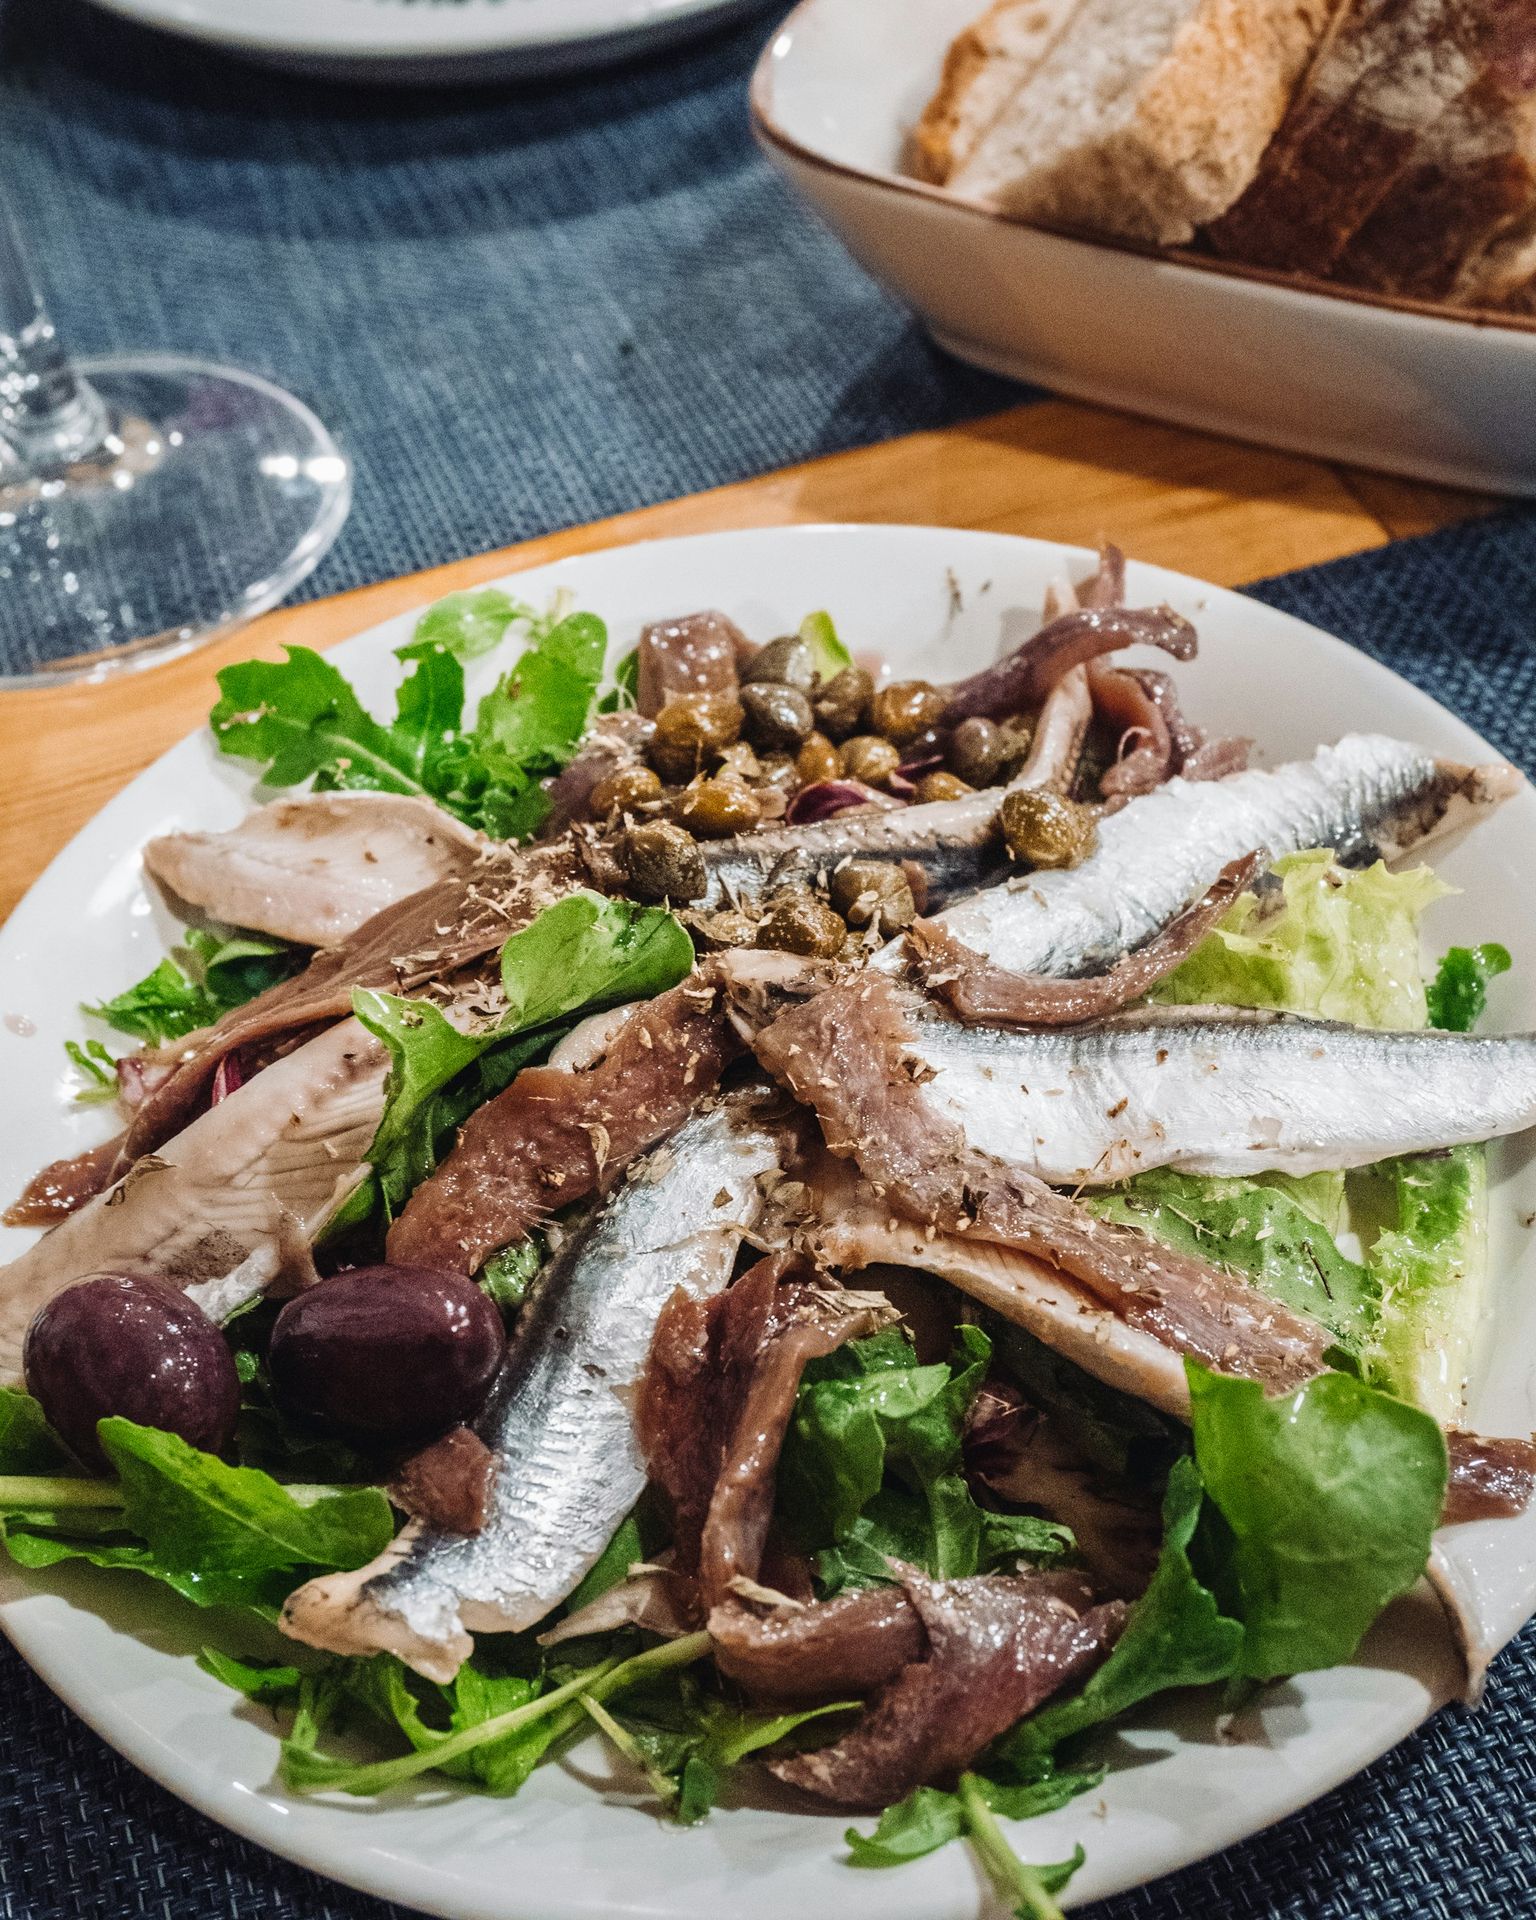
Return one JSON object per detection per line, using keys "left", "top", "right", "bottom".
{"left": 280, "top": 1091, "right": 785, "bottom": 1683}
{"left": 880, "top": 734, "right": 1520, "bottom": 979}
{"left": 900, "top": 1000, "right": 1536, "bottom": 1182}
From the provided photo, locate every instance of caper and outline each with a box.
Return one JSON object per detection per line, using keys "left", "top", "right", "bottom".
{"left": 742, "top": 635, "right": 816, "bottom": 692}
{"left": 588, "top": 764, "right": 663, "bottom": 818}
{"left": 902, "top": 725, "right": 948, "bottom": 765}
{"left": 999, "top": 788, "right": 1098, "bottom": 869}
{"left": 870, "top": 679, "right": 949, "bottom": 746}
{"left": 828, "top": 860, "right": 917, "bottom": 932}
{"left": 649, "top": 692, "right": 743, "bottom": 782}
{"left": 676, "top": 776, "right": 763, "bottom": 839}
{"left": 840, "top": 734, "right": 901, "bottom": 787}
{"left": 796, "top": 731, "right": 841, "bottom": 786}
{"left": 813, "top": 666, "right": 875, "bottom": 741}
{"left": 741, "top": 682, "right": 814, "bottom": 752}
{"left": 756, "top": 888, "right": 847, "bottom": 957}
{"left": 757, "top": 751, "right": 801, "bottom": 794}
{"left": 995, "top": 718, "right": 1037, "bottom": 782}
{"left": 948, "top": 716, "right": 1007, "bottom": 787}
{"left": 915, "top": 770, "right": 973, "bottom": 804}
{"left": 620, "top": 820, "right": 707, "bottom": 902}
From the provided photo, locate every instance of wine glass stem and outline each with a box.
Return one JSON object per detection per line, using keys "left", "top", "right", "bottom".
{"left": 0, "top": 183, "right": 109, "bottom": 473}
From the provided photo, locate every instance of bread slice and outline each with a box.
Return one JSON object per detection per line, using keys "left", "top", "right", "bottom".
{"left": 1206, "top": 0, "right": 1536, "bottom": 302}
{"left": 934, "top": 0, "right": 1337, "bottom": 245}
{"left": 910, "top": 0, "right": 1083, "bottom": 183}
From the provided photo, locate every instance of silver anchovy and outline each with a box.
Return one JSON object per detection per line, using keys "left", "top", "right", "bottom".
{"left": 898, "top": 1000, "right": 1536, "bottom": 1183}
{"left": 280, "top": 1089, "right": 785, "bottom": 1683}
{"left": 882, "top": 734, "right": 1519, "bottom": 978}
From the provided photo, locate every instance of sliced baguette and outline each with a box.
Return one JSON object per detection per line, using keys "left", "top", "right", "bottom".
{"left": 911, "top": 0, "right": 1084, "bottom": 183}
{"left": 938, "top": 0, "right": 1337, "bottom": 245}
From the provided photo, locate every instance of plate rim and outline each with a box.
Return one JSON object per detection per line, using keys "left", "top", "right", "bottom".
{"left": 0, "top": 519, "right": 1530, "bottom": 1917}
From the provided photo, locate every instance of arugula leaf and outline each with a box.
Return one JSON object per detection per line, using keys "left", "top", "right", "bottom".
{"left": 197, "top": 1647, "right": 304, "bottom": 1704}
{"left": 1087, "top": 1168, "right": 1377, "bottom": 1354}
{"left": 845, "top": 1770, "right": 1103, "bottom": 1867}
{"left": 407, "top": 588, "right": 532, "bottom": 664}
{"left": 479, "top": 1238, "right": 543, "bottom": 1317}
{"left": 0, "top": 1387, "right": 71, "bottom": 1474}
{"left": 213, "top": 648, "right": 424, "bottom": 795}
{"left": 1427, "top": 942, "right": 1512, "bottom": 1032}
{"left": 0, "top": 1415, "right": 393, "bottom": 1620}
{"left": 779, "top": 1326, "right": 1075, "bottom": 1592}
{"left": 799, "top": 611, "right": 853, "bottom": 681}
{"left": 81, "top": 928, "right": 302, "bottom": 1050}
{"left": 998, "top": 1457, "right": 1242, "bottom": 1777}
{"left": 352, "top": 894, "right": 693, "bottom": 1220}
{"left": 1186, "top": 1363, "right": 1445, "bottom": 1680}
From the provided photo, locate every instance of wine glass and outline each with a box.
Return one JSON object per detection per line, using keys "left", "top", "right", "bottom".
{"left": 0, "top": 181, "right": 351, "bottom": 688}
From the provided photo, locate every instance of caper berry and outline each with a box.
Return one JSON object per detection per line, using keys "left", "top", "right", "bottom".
{"left": 649, "top": 693, "right": 743, "bottom": 782}
{"left": 840, "top": 734, "right": 902, "bottom": 788}
{"left": 813, "top": 666, "right": 875, "bottom": 741}
{"left": 795, "top": 732, "right": 841, "bottom": 786}
{"left": 828, "top": 860, "right": 918, "bottom": 932}
{"left": 999, "top": 788, "right": 1098, "bottom": 869}
{"left": 740, "top": 682, "right": 814, "bottom": 752}
{"left": 676, "top": 776, "right": 763, "bottom": 839}
{"left": 948, "top": 716, "right": 1007, "bottom": 787}
{"left": 621, "top": 820, "right": 708, "bottom": 902}
{"left": 588, "top": 764, "right": 663, "bottom": 818}
{"left": 870, "top": 679, "right": 949, "bottom": 746}
{"left": 756, "top": 888, "right": 847, "bottom": 957}
{"left": 915, "top": 770, "right": 974, "bottom": 804}
{"left": 742, "top": 635, "right": 816, "bottom": 692}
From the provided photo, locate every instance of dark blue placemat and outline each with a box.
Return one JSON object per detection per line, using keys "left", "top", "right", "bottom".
{"left": 0, "top": 0, "right": 1012, "bottom": 620}
{"left": 3, "top": 507, "right": 1536, "bottom": 1918}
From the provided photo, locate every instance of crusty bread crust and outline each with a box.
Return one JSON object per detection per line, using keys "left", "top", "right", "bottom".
{"left": 942, "top": 0, "right": 1337, "bottom": 245}
{"left": 910, "top": 0, "right": 1082, "bottom": 183}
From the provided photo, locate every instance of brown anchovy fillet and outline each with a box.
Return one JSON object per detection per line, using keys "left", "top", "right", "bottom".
{"left": 752, "top": 973, "right": 1333, "bottom": 1393}
{"left": 768, "top": 1565, "right": 1125, "bottom": 1810}
{"left": 388, "top": 1426, "right": 498, "bottom": 1537}
{"left": 908, "top": 851, "right": 1260, "bottom": 1028}
{"left": 6, "top": 1136, "right": 123, "bottom": 1229}
{"left": 709, "top": 1584, "right": 928, "bottom": 1703}
{"left": 1442, "top": 1431, "right": 1536, "bottom": 1522}
{"left": 942, "top": 604, "right": 1197, "bottom": 725}
{"left": 386, "top": 971, "right": 743, "bottom": 1274}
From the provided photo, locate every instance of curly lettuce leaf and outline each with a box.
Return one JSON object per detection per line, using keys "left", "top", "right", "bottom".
{"left": 1155, "top": 849, "right": 1450, "bottom": 1028}
{"left": 82, "top": 927, "right": 302, "bottom": 1051}
{"left": 1427, "top": 942, "right": 1512, "bottom": 1033}
{"left": 1087, "top": 1168, "right": 1377, "bottom": 1355}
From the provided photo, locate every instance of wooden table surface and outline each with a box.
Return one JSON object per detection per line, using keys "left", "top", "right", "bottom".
{"left": 0, "top": 398, "right": 1490, "bottom": 924}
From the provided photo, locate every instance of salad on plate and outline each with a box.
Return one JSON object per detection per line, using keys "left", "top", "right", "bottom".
{"left": 2, "top": 545, "right": 1534, "bottom": 1918}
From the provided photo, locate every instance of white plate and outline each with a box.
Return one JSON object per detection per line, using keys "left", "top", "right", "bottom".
{"left": 83, "top": 0, "right": 771, "bottom": 82}
{"left": 2, "top": 524, "right": 1535, "bottom": 1917}
{"left": 751, "top": 0, "right": 1536, "bottom": 498}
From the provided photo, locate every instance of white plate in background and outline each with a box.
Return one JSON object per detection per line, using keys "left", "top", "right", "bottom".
{"left": 1, "top": 524, "right": 1533, "bottom": 1915}
{"left": 84, "top": 0, "right": 772, "bottom": 83}
{"left": 751, "top": 0, "right": 1536, "bottom": 498}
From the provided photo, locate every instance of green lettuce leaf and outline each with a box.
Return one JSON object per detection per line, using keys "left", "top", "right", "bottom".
{"left": 1427, "top": 942, "right": 1512, "bottom": 1032}
{"left": 1086, "top": 1168, "right": 1377, "bottom": 1354}
{"left": 1186, "top": 1364, "right": 1445, "bottom": 1680}
{"left": 1155, "top": 849, "right": 1449, "bottom": 1028}
{"left": 1364, "top": 1148, "right": 1487, "bottom": 1419}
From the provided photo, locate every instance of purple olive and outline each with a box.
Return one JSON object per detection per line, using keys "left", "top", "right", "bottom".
{"left": 24, "top": 1272, "right": 241, "bottom": 1470}
{"left": 269, "top": 1265, "right": 505, "bottom": 1444}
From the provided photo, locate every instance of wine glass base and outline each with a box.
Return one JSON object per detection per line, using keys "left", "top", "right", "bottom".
{"left": 0, "top": 355, "right": 351, "bottom": 689}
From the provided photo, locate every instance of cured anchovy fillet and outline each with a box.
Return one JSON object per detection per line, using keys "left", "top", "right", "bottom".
{"left": 144, "top": 792, "right": 484, "bottom": 948}
{"left": 0, "top": 1019, "right": 387, "bottom": 1381}
{"left": 280, "top": 1092, "right": 786, "bottom": 1683}
{"left": 880, "top": 734, "right": 1521, "bottom": 980}
{"left": 875, "top": 997, "right": 1536, "bottom": 1183}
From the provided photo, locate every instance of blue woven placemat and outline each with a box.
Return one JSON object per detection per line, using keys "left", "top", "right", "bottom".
{"left": 6, "top": 0, "right": 1536, "bottom": 1912}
